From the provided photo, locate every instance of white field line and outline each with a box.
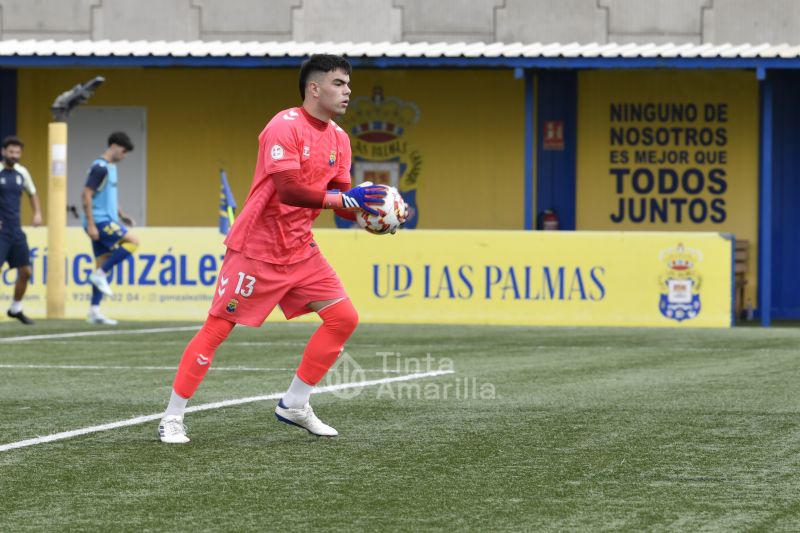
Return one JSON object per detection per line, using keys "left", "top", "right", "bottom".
{"left": 0, "top": 364, "right": 401, "bottom": 373}
{"left": 0, "top": 326, "right": 201, "bottom": 343}
{"left": 0, "top": 369, "right": 454, "bottom": 452}
{"left": 0, "top": 329, "right": 735, "bottom": 354}
{"left": 0, "top": 339, "right": 735, "bottom": 355}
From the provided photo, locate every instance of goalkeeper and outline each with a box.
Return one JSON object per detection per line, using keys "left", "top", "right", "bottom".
{"left": 159, "top": 54, "right": 396, "bottom": 443}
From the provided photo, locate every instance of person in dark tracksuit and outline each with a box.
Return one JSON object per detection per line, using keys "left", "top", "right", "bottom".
{"left": 0, "top": 136, "right": 41, "bottom": 325}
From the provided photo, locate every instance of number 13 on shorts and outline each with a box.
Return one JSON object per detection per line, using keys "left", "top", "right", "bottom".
{"left": 235, "top": 271, "right": 256, "bottom": 297}
{"left": 208, "top": 249, "right": 347, "bottom": 327}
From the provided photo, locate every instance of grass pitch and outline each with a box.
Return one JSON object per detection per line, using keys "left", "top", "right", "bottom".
{"left": 1, "top": 319, "right": 799, "bottom": 531}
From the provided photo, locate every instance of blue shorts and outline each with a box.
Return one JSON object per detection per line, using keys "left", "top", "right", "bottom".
{"left": 0, "top": 232, "right": 31, "bottom": 268}
{"left": 87, "top": 220, "right": 128, "bottom": 257}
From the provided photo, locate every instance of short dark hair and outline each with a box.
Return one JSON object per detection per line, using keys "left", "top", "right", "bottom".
{"left": 299, "top": 54, "right": 352, "bottom": 100}
{"left": 108, "top": 131, "right": 133, "bottom": 152}
{"left": 2, "top": 135, "right": 23, "bottom": 149}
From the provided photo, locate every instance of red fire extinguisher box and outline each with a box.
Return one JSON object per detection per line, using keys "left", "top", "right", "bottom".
{"left": 539, "top": 208, "right": 560, "bottom": 230}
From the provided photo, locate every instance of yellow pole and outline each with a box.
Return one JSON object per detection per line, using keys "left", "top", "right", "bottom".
{"left": 47, "top": 122, "right": 67, "bottom": 318}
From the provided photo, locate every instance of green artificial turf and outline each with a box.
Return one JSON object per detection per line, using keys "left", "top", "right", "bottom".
{"left": 1, "top": 320, "right": 799, "bottom": 531}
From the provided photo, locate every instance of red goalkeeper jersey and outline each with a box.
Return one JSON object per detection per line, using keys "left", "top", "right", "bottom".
{"left": 225, "top": 106, "right": 352, "bottom": 264}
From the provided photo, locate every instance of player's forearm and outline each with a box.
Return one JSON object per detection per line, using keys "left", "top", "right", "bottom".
{"left": 29, "top": 194, "right": 42, "bottom": 218}
{"left": 272, "top": 170, "right": 337, "bottom": 209}
{"left": 280, "top": 185, "right": 326, "bottom": 208}
{"left": 81, "top": 190, "right": 95, "bottom": 226}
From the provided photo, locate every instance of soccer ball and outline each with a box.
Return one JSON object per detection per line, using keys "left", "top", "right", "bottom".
{"left": 355, "top": 184, "right": 408, "bottom": 235}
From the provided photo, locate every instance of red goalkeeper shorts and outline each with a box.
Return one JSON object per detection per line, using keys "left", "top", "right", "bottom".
{"left": 208, "top": 249, "right": 348, "bottom": 327}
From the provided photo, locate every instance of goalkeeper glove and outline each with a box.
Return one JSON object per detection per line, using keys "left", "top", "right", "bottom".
{"left": 324, "top": 181, "right": 386, "bottom": 216}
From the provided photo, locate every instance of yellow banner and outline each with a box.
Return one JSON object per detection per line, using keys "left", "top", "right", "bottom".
{"left": 3, "top": 228, "right": 732, "bottom": 328}
{"left": 576, "top": 70, "right": 758, "bottom": 303}
{"left": 1, "top": 227, "right": 225, "bottom": 323}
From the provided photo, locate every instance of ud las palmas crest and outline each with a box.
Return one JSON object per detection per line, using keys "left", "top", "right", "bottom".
{"left": 335, "top": 87, "right": 421, "bottom": 229}
{"left": 658, "top": 243, "right": 702, "bottom": 322}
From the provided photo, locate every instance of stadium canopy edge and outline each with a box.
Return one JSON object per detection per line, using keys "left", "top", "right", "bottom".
{"left": 0, "top": 55, "right": 800, "bottom": 70}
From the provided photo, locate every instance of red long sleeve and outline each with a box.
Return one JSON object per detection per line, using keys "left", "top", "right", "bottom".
{"left": 271, "top": 170, "right": 358, "bottom": 221}
{"left": 272, "top": 170, "right": 327, "bottom": 208}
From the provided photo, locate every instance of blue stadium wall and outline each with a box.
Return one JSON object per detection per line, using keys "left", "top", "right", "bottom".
{"left": 769, "top": 70, "right": 800, "bottom": 318}
{"left": 536, "top": 70, "right": 577, "bottom": 230}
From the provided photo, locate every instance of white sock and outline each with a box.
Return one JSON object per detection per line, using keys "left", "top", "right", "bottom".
{"left": 282, "top": 374, "right": 313, "bottom": 408}
{"left": 90, "top": 305, "right": 100, "bottom": 315}
{"left": 164, "top": 389, "right": 189, "bottom": 417}
{"left": 9, "top": 300, "right": 22, "bottom": 313}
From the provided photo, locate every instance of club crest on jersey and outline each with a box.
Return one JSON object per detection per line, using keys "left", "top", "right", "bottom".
{"left": 226, "top": 298, "right": 239, "bottom": 313}
{"left": 329, "top": 150, "right": 336, "bottom": 166}
{"left": 658, "top": 243, "right": 702, "bottom": 322}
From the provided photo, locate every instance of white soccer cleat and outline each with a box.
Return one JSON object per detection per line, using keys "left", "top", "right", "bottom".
{"left": 86, "top": 310, "right": 118, "bottom": 325}
{"left": 158, "top": 415, "right": 190, "bottom": 444}
{"left": 89, "top": 271, "right": 114, "bottom": 297}
{"left": 275, "top": 400, "right": 338, "bottom": 437}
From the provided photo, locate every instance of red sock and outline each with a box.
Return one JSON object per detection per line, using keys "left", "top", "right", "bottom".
{"left": 297, "top": 299, "right": 359, "bottom": 385}
{"left": 172, "top": 315, "right": 235, "bottom": 398}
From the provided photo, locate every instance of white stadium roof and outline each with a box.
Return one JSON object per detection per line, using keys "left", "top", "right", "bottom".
{"left": 0, "top": 39, "right": 799, "bottom": 67}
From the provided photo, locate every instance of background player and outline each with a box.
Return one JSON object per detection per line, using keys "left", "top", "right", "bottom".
{"left": 158, "top": 54, "right": 395, "bottom": 443}
{"left": 0, "top": 136, "right": 41, "bottom": 325}
{"left": 81, "top": 131, "right": 139, "bottom": 325}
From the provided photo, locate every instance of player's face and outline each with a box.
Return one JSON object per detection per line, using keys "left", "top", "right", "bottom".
{"left": 313, "top": 69, "right": 351, "bottom": 117}
{"left": 110, "top": 144, "right": 128, "bottom": 163}
{"left": 2, "top": 144, "right": 21, "bottom": 166}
